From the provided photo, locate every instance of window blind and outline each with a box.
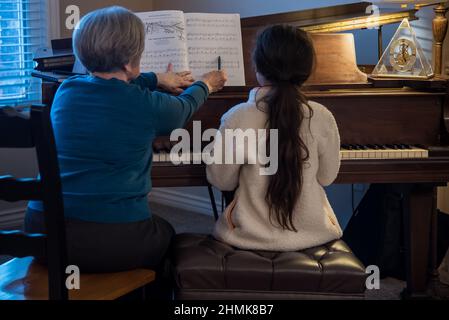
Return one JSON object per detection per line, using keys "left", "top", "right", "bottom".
{"left": 0, "top": 0, "right": 47, "bottom": 106}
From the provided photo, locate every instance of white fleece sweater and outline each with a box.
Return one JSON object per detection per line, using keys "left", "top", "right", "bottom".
{"left": 206, "top": 87, "right": 343, "bottom": 251}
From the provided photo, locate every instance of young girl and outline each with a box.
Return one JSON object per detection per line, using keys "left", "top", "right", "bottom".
{"left": 25, "top": 6, "right": 227, "bottom": 272}
{"left": 206, "top": 25, "right": 342, "bottom": 251}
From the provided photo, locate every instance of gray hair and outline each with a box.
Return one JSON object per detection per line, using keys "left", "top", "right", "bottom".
{"left": 73, "top": 6, "right": 145, "bottom": 73}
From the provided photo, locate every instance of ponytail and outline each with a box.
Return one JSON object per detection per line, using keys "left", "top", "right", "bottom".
{"left": 253, "top": 25, "right": 315, "bottom": 232}
{"left": 262, "top": 84, "right": 312, "bottom": 232}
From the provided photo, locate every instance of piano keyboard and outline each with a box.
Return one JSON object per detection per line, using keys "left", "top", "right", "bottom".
{"left": 340, "top": 144, "right": 428, "bottom": 160}
{"left": 152, "top": 144, "right": 429, "bottom": 163}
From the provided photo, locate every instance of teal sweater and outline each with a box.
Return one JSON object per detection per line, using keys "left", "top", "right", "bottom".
{"left": 28, "top": 73, "right": 209, "bottom": 223}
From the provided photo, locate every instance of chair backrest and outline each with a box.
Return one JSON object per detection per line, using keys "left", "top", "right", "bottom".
{"left": 0, "top": 105, "right": 68, "bottom": 300}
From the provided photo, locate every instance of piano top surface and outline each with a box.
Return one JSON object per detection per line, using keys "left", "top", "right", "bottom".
{"left": 241, "top": 2, "right": 373, "bottom": 28}
{"left": 240, "top": 1, "right": 417, "bottom": 33}
{"left": 208, "top": 76, "right": 449, "bottom": 99}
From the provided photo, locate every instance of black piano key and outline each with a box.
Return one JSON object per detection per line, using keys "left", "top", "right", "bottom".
{"left": 356, "top": 144, "right": 368, "bottom": 150}
{"left": 341, "top": 144, "right": 350, "bottom": 150}
{"left": 386, "top": 144, "right": 398, "bottom": 149}
{"left": 366, "top": 144, "right": 380, "bottom": 150}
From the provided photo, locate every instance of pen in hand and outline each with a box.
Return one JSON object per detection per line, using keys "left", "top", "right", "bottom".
{"left": 201, "top": 56, "right": 227, "bottom": 93}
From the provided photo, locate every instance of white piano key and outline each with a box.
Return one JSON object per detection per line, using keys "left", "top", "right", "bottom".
{"left": 180, "top": 152, "right": 190, "bottom": 163}
{"left": 338, "top": 146, "right": 429, "bottom": 160}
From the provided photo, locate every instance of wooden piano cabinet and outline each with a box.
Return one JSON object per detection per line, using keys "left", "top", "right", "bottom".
{"left": 311, "top": 91, "right": 445, "bottom": 147}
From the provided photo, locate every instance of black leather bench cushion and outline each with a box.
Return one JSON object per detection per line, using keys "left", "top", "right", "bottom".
{"left": 172, "top": 233, "right": 367, "bottom": 294}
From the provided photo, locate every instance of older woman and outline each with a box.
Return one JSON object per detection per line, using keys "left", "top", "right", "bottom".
{"left": 25, "top": 6, "right": 227, "bottom": 273}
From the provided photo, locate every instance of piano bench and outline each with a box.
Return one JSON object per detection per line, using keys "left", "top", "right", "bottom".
{"left": 171, "top": 233, "right": 367, "bottom": 300}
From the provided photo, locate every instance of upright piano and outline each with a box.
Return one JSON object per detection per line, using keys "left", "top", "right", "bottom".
{"left": 41, "top": 2, "right": 449, "bottom": 298}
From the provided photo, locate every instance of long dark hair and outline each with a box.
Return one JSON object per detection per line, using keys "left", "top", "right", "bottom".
{"left": 253, "top": 25, "right": 315, "bottom": 232}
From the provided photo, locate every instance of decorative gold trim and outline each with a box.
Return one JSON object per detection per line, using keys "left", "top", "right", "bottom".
{"left": 302, "top": 11, "right": 417, "bottom": 33}
{"left": 416, "top": 1, "right": 448, "bottom": 9}
{"left": 433, "top": 2, "right": 449, "bottom": 75}
{"left": 371, "top": 73, "right": 434, "bottom": 79}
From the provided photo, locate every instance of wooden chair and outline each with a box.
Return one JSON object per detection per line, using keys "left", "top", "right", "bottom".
{"left": 0, "top": 105, "right": 155, "bottom": 300}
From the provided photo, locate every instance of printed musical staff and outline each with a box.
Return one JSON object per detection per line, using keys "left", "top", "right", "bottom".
{"left": 141, "top": 48, "right": 188, "bottom": 73}
{"left": 186, "top": 17, "right": 237, "bottom": 28}
{"left": 187, "top": 33, "right": 238, "bottom": 42}
{"left": 188, "top": 47, "right": 240, "bottom": 56}
{"left": 189, "top": 60, "right": 240, "bottom": 69}
{"left": 141, "top": 60, "right": 187, "bottom": 73}
{"left": 143, "top": 48, "right": 187, "bottom": 60}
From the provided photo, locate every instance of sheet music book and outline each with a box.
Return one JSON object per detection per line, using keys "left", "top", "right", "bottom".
{"left": 135, "top": 10, "right": 246, "bottom": 86}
